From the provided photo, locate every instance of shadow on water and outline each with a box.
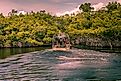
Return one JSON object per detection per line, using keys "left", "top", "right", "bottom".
{"left": 0, "top": 47, "right": 50, "bottom": 59}
{"left": 75, "top": 45, "right": 121, "bottom": 54}
{"left": 0, "top": 48, "right": 121, "bottom": 81}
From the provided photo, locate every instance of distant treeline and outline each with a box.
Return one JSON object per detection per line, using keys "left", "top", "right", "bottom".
{"left": 0, "top": 2, "right": 121, "bottom": 48}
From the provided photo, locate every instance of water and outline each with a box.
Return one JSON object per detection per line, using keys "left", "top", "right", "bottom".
{"left": 0, "top": 47, "right": 50, "bottom": 59}
{"left": 0, "top": 48, "right": 121, "bottom": 81}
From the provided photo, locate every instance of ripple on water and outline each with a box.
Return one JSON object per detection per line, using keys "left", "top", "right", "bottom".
{"left": 0, "top": 49, "right": 121, "bottom": 81}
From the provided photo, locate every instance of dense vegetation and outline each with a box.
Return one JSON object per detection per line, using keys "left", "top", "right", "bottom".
{"left": 0, "top": 2, "right": 121, "bottom": 48}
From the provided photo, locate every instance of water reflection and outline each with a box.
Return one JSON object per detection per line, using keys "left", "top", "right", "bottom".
{"left": 0, "top": 49, "right": 121, "bottom": 81}
{"left": 0, "top": 47, "right": 50, "bottom": 59}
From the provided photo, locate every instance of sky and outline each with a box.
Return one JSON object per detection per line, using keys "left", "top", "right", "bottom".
{"left": 0, "top": 0, "right": 120, "bottom": 16}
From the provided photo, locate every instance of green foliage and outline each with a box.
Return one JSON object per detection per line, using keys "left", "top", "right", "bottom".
{"left": 106, "top": 2, "right": 121, "bottom": 12}
{"left": 0, "top": 2, "right": 121, "bottom": 47}
{"left": 79, "top": 3, "right": 94, "bottom": 12}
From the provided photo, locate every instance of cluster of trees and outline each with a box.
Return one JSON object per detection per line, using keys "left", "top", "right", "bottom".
{"left": 0, "top": 2, "right": 121, "bottom": 48}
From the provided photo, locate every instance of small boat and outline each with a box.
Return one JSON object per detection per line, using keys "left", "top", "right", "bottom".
{"left": 52, "top": 32, "right": 71, "bottom": 51}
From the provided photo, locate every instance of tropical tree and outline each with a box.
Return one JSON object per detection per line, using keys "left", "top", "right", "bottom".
{"left": 79, "top": 3, "right": 94, "bottom": 12}
{"left": 106, "top": 2, "right": 121, "bottom": 12}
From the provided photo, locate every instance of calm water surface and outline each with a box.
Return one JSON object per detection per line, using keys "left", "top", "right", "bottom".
{"left": 0, "top": 47, "right": 121, "bottom": 81}
{"left": 0, "top": 47, "right": 50, "bottom": 59}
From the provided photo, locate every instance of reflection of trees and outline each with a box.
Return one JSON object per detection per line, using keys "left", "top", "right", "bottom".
{"left": 0, "top": 48, "right": 11, "bottom": 59}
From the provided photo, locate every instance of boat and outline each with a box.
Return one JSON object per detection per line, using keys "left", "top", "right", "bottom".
{"left": 52, "top": 32, "right": 71, "bottom": 51}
